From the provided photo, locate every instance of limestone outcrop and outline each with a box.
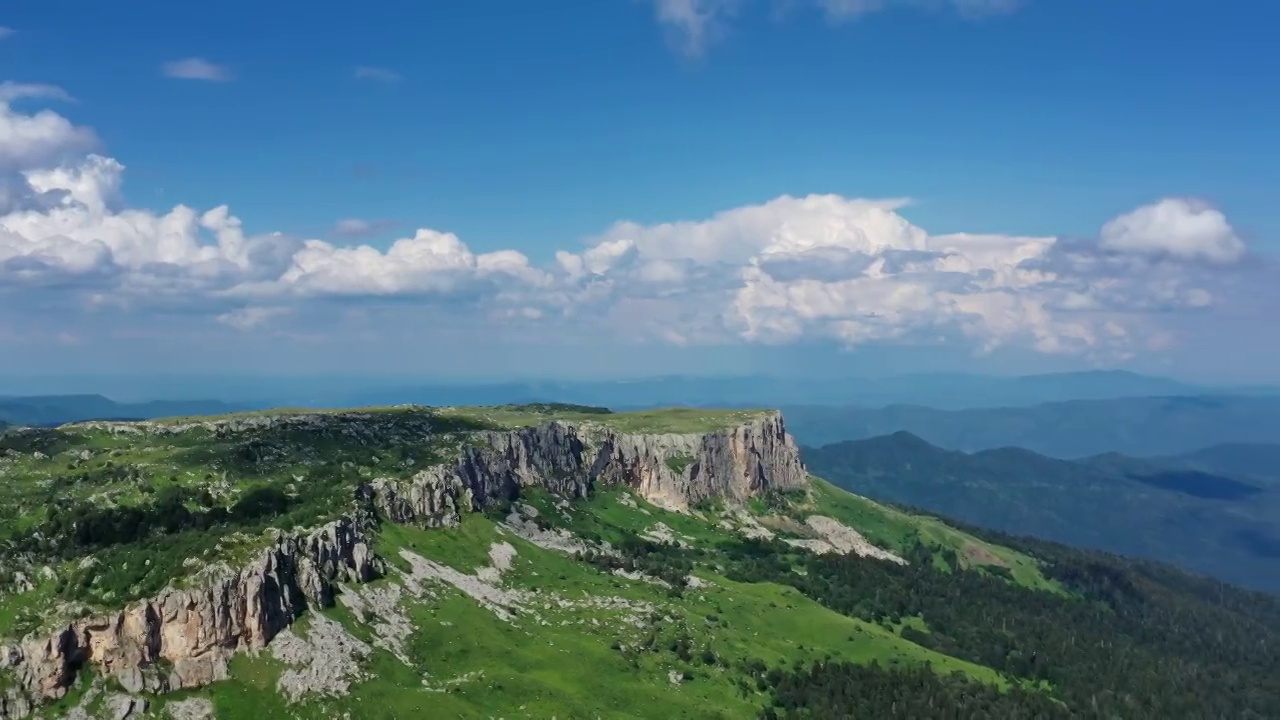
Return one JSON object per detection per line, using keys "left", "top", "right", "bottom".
{"left": 0, "top": 410, "right": 807, "bottom": 717}
{"left": 367, "top": 411, "right": 807, "bottom": 523}
{"left": 0, "top": 518, "right": 380, "bottom": 719}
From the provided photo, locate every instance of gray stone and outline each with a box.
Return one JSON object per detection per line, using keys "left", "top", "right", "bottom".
{"left": 367, "top": 411, "right": 807, "bottom": 522}
{"left": 0, "top": 517, "right": 381, "bottom": 718}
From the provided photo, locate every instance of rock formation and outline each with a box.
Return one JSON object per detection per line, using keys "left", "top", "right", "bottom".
{"left": 367, "top": 411, "right": 807, "bottom": 524}
{"left": 0, "top": 518, "right": 380, "bottom": 719}
{"left": 0, "top": 410, "right": 807, "bottom": 718}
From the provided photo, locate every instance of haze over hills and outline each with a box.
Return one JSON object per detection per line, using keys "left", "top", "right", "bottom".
{"left": 0, "top": 395, "right": 246, "bottom": 428}
{"left": 321, "top": 370, "right": 1258, "bottom": 411}
{"left": 0, "top": 370, "right": 1276, "bottom": 427}
{"left": 1157, "top": 443, "right": 1280, "bottom": 482}
{"left": 803, "top": 432, "right": 1280, "bottom": 591}
{"left": 1, "top": 404, "right": 1278, "bottom": 718}
{"left": 783, "top": 395, "right": 1280, "bottom": 458}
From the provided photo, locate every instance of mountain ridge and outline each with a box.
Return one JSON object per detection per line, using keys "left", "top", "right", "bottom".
{"left": 6, "top": 370, "right": 1277, "bottom": 417}
{"left": 803, "top": 432, "right": 1280, "bottom": 591}
{"left": 0, "top": 395, "right": 245, "bottom": 428}
{"left": 783, "top": 394, "right": 1280, "bottom": 457}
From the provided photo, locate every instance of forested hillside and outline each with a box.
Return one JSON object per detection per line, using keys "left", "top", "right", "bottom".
{"left": 803, "top": 432, "right": 1280, "bottom": 591}
{"left": 783, "top": 395, "right": 1280, "bottom": 457}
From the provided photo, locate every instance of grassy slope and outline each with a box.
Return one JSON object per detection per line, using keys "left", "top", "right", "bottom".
{"left": 129, "top": 489, "right": 1009, "bottom": 720}
{"left": 804, "top": 477, "right": 1060, "bottom": 593}
{"left": 438, "top": 404, "right": 772, "bottom": 433}
{"left": 1, "top": 405, "right": 1066, "bottom": 718}
{"left": 155, "top": 404, "right": 771, "bottom": 434}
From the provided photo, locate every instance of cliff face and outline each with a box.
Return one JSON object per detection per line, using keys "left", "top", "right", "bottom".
{"left": 0, "top": 518, "right": 380, "bottom": 719}
{"left": 369, "top": 411, "right": 807, "bottom": 524}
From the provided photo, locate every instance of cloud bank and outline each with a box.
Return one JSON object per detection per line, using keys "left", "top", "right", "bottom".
{"left": 0, "top": 87, "right": 1263, "bottom": 364}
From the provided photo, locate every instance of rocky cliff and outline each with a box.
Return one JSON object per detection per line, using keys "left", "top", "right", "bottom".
{"left": 0, "top": 518, "right": 380, "bottom": 719}
{"left": 368, "top": 410, "right": 808, "bottom": 524}
{"left": 0, "top": 410, "right": 807, "bottom": 717}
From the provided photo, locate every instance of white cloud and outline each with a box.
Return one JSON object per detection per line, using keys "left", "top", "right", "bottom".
{"left": 161, "top": 58, "right": 233, "bottom": 82}
{"left": 653, "top": 0, "right": 1024, "bottom": 52}
{"left": 353, "top": 66, "right": 402, "bottom": 83}
{"left": 0, "top": 84, "right": 96, "bottom": 170}
{"left": 0, "top": 93, "right": 1259, "bottom": 363}
{"left": 0, "top": 83, "right": 72, "bottom": 104}
{"left": 652, "top": 0, "right": 739, "bottom": 56}
{"left": 0, "top": 27, "right": 13, "bottom": 39}
{"left": 1100, "top": 197, "right": 1246, "bottom": 265}
{"left": 246, "top": 229, "right": 547, "bottom": 299}
{"left": 817, "top": 0, "right": 1025, "bottom": 21}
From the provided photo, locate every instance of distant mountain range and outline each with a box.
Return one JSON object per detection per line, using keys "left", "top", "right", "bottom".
{"left": 0, "top": 395, "right": 244, "bottom": 427}
{"left": 5, "top": 374, "right": 1280, "bottom": 461}
{"left": 330, "top": 370, "right": 1239, "bottom": 411}
{"left": 782, "top": 395, "right": 1280, "bottom": 458}
{"left": 802, "top": 433, "right": 1280, "bottom": 591}
{"left": 4, "top": 370, "right": 1276, "bottom": 412}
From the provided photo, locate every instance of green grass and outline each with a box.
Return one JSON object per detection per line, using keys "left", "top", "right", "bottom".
{"left": 166, "top": 492, "right": 1005, "bottom": 719}
{"left": 379, "top": 516, "right": 503, "bottom": 573}
{"left": 806, "top": 477, "right": 1061, "bottom": 592}
{"left": 665, "top": 454, "right": 695, "bottom": 474}
{"left": 1, "top": 404, "right": 1054, "bottom": 718}
{"left": 147, "top": 403, "right": 771, "bottom": 435}
{"left": 439, "top": 405, "right": 772, "bottom": 434}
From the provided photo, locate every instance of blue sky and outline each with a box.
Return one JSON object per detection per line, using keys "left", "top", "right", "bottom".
{"left": 1, "top": 0, "right": 1278, "bottom": 385}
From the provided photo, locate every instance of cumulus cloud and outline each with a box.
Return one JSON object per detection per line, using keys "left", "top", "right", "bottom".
{"left": 353, "top": 66, "right": 402, "bottom": 83}
{"left": 0, "top": 83, "right": 98, "bottom": 180}
{"left": 1099, "top": 197, "right": 1246, "bottom": 265}
{"left": 161, "top": 58, "right": 233, "bottom": 82}
{"left": 0, "top": 91, "right": 1261, "bottom": 363}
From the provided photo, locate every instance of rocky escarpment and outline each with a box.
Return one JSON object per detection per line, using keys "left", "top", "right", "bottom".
{"left": 0, "top": 518, "right": 380, "bottom": 719}
{"left": 367, "top": 411, "right": 807, "bottom": 524}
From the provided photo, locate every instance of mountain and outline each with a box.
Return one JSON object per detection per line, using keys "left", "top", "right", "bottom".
{"left": 783, "top": 395, "right": 1280, "bottom": 457}
{"left": 1, "top": 406, "right": 1278, "bottom": 718}
{"left": 0, "top": 394, "right": 245, "bottom": 427}
{"left": 10, "top": 369, "right": 1274, "bottom": 412}
{"left": 1156, "top": 443, "right": 1280, "bottom": 481}
{"left": 803, "top": 432, "right": 1280, "bottom": 591}
{"left": 335, "top": 370, "right": 1226, "bottom": 411}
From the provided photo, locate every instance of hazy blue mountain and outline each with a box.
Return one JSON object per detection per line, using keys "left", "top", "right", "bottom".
{"left": 0, "top": 395, "right": 246, "bottom": 427}
{"left": 1154, "top": 443, "right": 1280, "bottom": 482}
{"left": 5, "top": 370, "right": 1273, "bottom": 411}
{"left": 285, "top": 370, "right": 1277, "bottom": 410}
{"left": 783, "top": 395, "right": 1280, "bottom": 458}
{"left": 803, "top": 432, "right": 1280, "bottom": 591}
